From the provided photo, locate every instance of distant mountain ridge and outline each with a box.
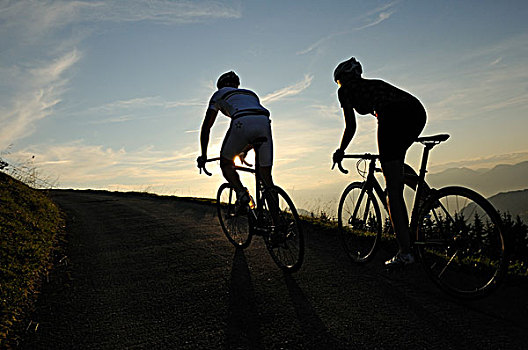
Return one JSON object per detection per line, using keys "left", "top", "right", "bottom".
{"left": 487, "top": 189, "right": 528, "bottom": 223}
{"left": 427, "top": 160, "right": 528, "bottom": 197}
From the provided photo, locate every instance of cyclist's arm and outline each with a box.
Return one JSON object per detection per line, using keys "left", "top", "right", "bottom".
{"left": 200, "top": 108, "right": 219, "bottom": 158}
{"left": 338, "top": 105, "right": 357, "bottom": 152}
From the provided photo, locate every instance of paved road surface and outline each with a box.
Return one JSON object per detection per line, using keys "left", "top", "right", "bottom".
{"left": 21, "top": 190, "right": 528, "bottom": 349}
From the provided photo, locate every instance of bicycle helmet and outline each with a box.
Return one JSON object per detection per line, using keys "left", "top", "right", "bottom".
{"left": 217, "top": 71, "right": 240, "bottom": 89}
{"left": 333, "top": 57, "right": 362, "bottom": 83}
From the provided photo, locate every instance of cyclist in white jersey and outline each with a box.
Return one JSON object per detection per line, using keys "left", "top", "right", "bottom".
{"left": 197, "top": 71, "right": 274, "bottom": 207}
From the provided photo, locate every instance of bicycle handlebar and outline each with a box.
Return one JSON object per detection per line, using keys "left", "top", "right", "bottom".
{"left": 343, "top": 153, "right": 379, "bottom": 160}
{"left": 332, "top": 161, "right": 349, "bottom": 174}
{"left": 332, "top": 153, "right": 379, "bottom": 175}
{"left": 199, "top": 155, "right": 254, "bottom": 177}
{"left": 199, "top": 157, "right": 221, "bottom": 177}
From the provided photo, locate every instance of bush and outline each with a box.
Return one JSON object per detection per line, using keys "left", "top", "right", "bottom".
{"left": 500, "top": 212, "right": 528, "bottom": 276}
{"left": 0, "top": 172, "right": 64, "bottom": 348}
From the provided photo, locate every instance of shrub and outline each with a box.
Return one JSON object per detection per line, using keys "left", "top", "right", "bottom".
{"left": 0, "top": 172, "right": 64, "bottom": 348}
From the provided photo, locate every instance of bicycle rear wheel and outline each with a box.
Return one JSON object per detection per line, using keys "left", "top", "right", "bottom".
{"left": 262, "top": 186, "right": 304, "bottom": 272}
{"left": 217, "top": 183, "right": 252, "bottom": 248}
{"left": 415, "top": 186, "right": 507, "bottom": 298}
{"left": 338, "top": 182, "right": 382, "bottom": 263}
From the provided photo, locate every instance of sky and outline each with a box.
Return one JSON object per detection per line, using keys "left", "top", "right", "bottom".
{"left": 1, "top": 0, "right": 528, "bottom": 213}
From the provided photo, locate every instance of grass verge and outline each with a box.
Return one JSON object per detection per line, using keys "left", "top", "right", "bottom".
{"left": 0, "top": 172, "right": 64, "bottom": 348}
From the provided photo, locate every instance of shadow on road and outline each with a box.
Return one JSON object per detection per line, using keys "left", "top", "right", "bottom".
{"left": 283, "top": 273, "right": 346, "bottom": 349}
{"left": 225, "top": 248, "right": 264, "bottom": 349}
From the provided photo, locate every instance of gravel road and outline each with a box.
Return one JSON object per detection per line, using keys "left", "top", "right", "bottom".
{"left": 20, "top": 190, "right": 528, "bottom": 349}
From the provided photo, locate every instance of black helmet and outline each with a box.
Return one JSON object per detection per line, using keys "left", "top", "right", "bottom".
{"left": 333, "top": 57, "right": 362, "bottom": 83}
{"left": 217, "top": 71, "right": 240, "bottom": 89}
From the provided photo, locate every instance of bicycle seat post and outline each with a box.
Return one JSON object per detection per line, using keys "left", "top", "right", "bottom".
{"left": 411, "top": 134, "right": 449, "bottom": 224}
{"left": 415, "top": 134, "right": 449, "bottom": 186}
{"left": 418, "top": 145, "right": 431, "bottom": 183}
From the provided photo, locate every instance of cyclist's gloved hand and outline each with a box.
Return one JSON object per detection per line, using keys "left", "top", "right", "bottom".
{"left": 196, "top": 155, "right": 207, "bottom": 169}
{"left": 333, "top": 148, "right": 344, "bottom": 164}
{"left": 238, "top": 150, "right": 250, "bottom": 166}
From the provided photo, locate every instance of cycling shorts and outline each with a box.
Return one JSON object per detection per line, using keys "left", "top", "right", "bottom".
{"left": 377, "top": 100, "right": 426, "bottom": 163}
{"left": 221, "top": 115, "right": 273, "bottom": 167}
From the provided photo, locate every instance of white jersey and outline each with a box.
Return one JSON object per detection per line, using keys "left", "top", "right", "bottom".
{"left": 208, "top": 87, "right": 270, "bottom": 119}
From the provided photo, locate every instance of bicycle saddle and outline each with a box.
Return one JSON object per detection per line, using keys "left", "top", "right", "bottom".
{"left": 416, "top": 134, "right": 450, "bottom": 143}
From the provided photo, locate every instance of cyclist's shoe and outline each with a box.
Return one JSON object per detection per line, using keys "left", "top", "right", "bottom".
{"left": 385, "top": 252, "right": 415, "bottom": 269}
{"left": 235, "top": 189, "right": 251, "bottom": 215}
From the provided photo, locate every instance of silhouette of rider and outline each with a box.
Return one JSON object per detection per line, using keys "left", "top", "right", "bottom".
{"left": 197, "top": 71, "right": 274, "bottom": 208}
{"left": 332, "top": 57, "right": 426, "bottom": 267}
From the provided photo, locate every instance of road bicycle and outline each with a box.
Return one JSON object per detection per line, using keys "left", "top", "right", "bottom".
{"left": 201, "top": 137, "right": 304, "bottom": 272}
{"left": 333, "top": 134, "right": 508, "bottom": 298}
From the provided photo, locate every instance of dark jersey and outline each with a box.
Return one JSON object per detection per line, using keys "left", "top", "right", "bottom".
{"left": 337, "top": 78, "right": 419, "bottom": 116}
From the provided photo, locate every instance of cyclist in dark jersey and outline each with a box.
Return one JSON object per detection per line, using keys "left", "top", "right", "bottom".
{"left": 332, "top": 57, "right": 426, "bottom": 268}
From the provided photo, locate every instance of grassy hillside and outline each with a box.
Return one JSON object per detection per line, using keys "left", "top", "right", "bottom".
{"left": 0, "top": 172, "right": 64, "bottom": 348}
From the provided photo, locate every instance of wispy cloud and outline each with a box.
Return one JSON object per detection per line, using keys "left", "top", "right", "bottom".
{"left": 297, "top": 1, "right": 398, "bottom": 55}
{"left": 0, "top": 0, "right": 241, "bottom": 37}
{"left": 82, "top": 96, "right": 204, "bottom": 124}
{"left": 481, "top": 95, "right": 528, "bottom": 112}
{"left": 356, "top": 1, "right": 398, "bottom": 26}
{"left": 0, "top": 0, "right": 240, "bottom": 149}
{"left": 412, "top": 33, "right": 528, "bottom": 122}
{"left": 490, "top": 57, "right": 503, "bottom": 66}
{"left": 354, "top": 10, "right": 394, "bottom": 30}
{"left": 296, "top": 32, "right": 346, "bottom": 56}
{"left": 308, "top": 103, "right": 342, "bottom": 119}
{"left": 9, "top": 140, "right": 198, "bottom": 182}
{"left": 261, "top": 75, "right": 313, "bottom": 104}
{"left": 6, "top": 139, "right": 224, "bottom": 197}
{"left": 91, "top": 96, "right": 202, "bottom": 113}
{"left": 89, "top": 0, "right": 242, "bottom": 24}
{"left": 0, "top": 50, "right": 80, "bottom": 150}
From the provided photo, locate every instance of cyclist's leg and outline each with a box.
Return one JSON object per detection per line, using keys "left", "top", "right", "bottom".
{"left": 257, "top": 139, "right": 274, "bottom": 188}
{"left": 382, "top": 159, "right": 411, "bottom": 254}
{"left": 220, "top": 122, "right": 249, "bottom": 199}
{"left": 220, "top": 157, "right": 244, "bottom": 192}
{"left": 253, "top": 119, "right": 280, "bottom": 221}
{"left": 253, "top": 115, "right": 274, "bottom": 187}
{"left": 378, "top": 101, "right": 426, "bottom": 264}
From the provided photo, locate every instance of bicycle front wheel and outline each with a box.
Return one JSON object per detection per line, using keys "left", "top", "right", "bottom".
{"left": 217, "top": 183, "right": 252, "bottom": 248}
{"left": 416, "top": 186, "right": 507, "bottom": 298}
{"left": 338, "top": 182, "right": 382, "bottom": 263}
{"left": 262, "top": 186, "right": 304, "bottom": 272}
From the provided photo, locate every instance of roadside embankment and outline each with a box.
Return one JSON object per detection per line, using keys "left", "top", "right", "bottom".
{"left": 0, "top": 172, "right": 64, "bottom": 348}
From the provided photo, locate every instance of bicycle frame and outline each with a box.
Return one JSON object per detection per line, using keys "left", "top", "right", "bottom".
{"left": 340, "top": 138, "right": 443, "bottom": 237}
{"left": 202, "top": 149, "right": 268, "bottom": 221}
{"left": 233, "top": 163, "right": 262, "bottom": 213}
